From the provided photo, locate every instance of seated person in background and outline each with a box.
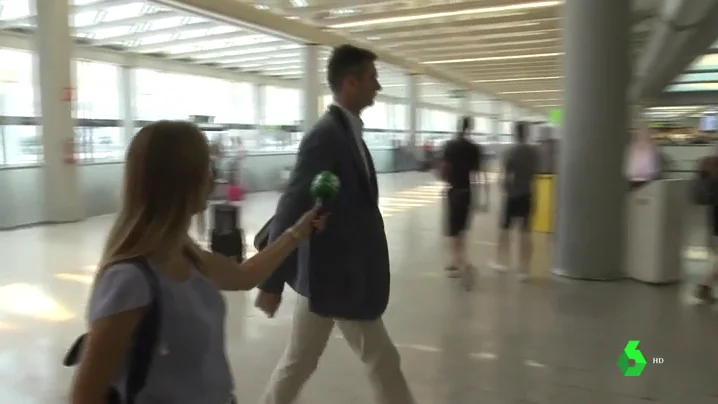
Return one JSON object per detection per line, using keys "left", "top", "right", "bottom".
{"left": 625, "top": 126, "right": 660, "bottom": 189}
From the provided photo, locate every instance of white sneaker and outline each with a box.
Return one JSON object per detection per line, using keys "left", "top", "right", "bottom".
{"left": 490, "top": 262, "right": 508, "bottom": 273}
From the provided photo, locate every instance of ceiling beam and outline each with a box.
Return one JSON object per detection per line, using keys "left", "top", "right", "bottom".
{"left": 386, "top": 37, "right": 560, "bottom": 53}
{"left": 633, "top": 0, "right": 718, "bottom": 100}
{"left": 90, "top": 21, "right": 217, "bottom": 46}
{"left": 153, "top": 0, "right": 544, "bottom": 113}
{"left": 649, "top": 91, "right": 718, "bottom": 106}
{"left": 345, "top": 15, "right": 559, "bottom": 38}
{"left": 0, "top": 0, "right": 122, "bottom": 28}
{"left": 0, "top": 29, "right": 298, "bottom": 88}
{"left": 324, "top": 1, "right": 560, "bottom": 30}
{"left": 409, "top": 46, "right": 563, "bottom": 62}
{"left": 169, "top": 40, "right": 298, "bottom": 59}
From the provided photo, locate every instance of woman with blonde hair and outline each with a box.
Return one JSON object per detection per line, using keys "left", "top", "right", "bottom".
{"left": 70, "top": 121, "right": 325, "bottom": 403}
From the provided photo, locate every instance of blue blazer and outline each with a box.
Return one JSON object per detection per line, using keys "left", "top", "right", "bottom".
{"left": 258, "top": 106, "right": 390, "bottom": 321}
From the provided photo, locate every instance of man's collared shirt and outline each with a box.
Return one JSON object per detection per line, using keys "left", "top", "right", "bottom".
{"left": 334, "top": 103, "right": 370, "bottom": 175}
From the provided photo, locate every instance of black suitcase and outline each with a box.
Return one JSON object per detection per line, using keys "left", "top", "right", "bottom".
{"left": 210, "top": 203, "right": 245, "bottom": 262}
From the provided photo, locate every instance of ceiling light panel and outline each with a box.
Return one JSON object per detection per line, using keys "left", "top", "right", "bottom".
{"left": 327, "top": 1, "right": 562, "bottom": 29}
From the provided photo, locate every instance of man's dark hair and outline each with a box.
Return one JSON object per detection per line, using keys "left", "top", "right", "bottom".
{"left": 327, "top": 45, "right": 377, "bottom": 93}
{"left": 514, "top": 121, "right": 530, "bottom": 143}
{"left": 458, "top": 116, "right": 472, "bottom": 137}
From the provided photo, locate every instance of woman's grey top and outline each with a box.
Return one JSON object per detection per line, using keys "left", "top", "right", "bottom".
{"left": 88, "top": 261, "right": 234, "bottom": 403}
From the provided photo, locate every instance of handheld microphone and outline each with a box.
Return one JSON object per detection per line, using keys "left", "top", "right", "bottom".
{"left": 310, "top": 171, "right": 341, "bottom": 214}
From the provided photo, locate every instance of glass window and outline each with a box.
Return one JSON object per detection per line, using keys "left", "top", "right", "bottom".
{"left": 320, "top": 94, "right": 333, "bottom": 112}
{"left": 225, "top": 82, "right": 254, "bottom": 124}
{"left": 0, "top": 48, "right": 35, "bottom": 117}
{"left": 0, "top": 48, "right": 39, "bottom": 165}
{"left": 4, "top": 126, "right": 41, "bottom": 165}
{"left": 362, "top": 102, "right": 388, "bottom": 129}
{"left": 264, "top": 86, "right": 300, "bottom": 125}
{"left": 134, "top": 69, "right": 187, "bottom": 121}
{"left": 386, "top": 103, "right": 407, "bottom": 130}
{"left": 73, "top": 60, "right": 122, "bottom": 163}
{"left": 0, "top": 0, "right": 30, "bottom": 21}
{"left": 256, "top": 86, "right": 300, "bottom": 153}
{"left": 501, "top": 121, "right": 513, "bottom": 134}
{"left": 75, "top": 60, "right": 121, "bottom": 119}
{"left": 475, "top": 116, "right": 491, "bottom": 134}
{"left": 134, "top": 69, "right": 247, "bottom": 121}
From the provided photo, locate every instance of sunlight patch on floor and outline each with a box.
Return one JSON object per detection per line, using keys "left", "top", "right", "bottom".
{"left": 0, "top": 283, "right": 74, "bottom": 322}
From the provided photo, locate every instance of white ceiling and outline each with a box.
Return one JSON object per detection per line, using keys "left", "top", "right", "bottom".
{"left": 1, "top": 0, "right": 713, "bottom": 116}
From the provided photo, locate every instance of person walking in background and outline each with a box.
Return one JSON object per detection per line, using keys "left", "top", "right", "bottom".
{"left": 254, "top": 45, "right": 416, "bottom": 404}
{"left": 437, "top": 116, "right": 487, "bottom": 278}
{"left": 196, "top": 142, "right": 221, "bottom": 240}
{"left": 693, "top": 145, "right": 718, "bottom": 303}
{"left": 625, "top": 126, "right": 660, "bottom": 190}
{"left": 490, "top": 121, "right": 538, "bottom": 281}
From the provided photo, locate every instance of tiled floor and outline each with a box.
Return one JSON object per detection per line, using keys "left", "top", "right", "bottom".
{"left": 0, "top": 172, "right": 717, "bottom": 403}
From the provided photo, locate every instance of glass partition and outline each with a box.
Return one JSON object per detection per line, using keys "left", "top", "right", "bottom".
{"left": 0, "top": 48, "right": 39, "bottom": 166}
{"left": 75, "top": 60, "right": 123, "bottom": 161}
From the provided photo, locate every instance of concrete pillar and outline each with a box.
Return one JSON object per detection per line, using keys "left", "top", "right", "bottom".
{"left": 302, "top": 43, "right": 320, "bottom": 132}
{"left": 254, "top": 83, "right": 265, "bottom": 126}
{"left": 34, "top": 0, "right": 82, "bottom": 222}
{"left": 406, "top": 73, "right": 419, "bottom": 147}
{"left": 119, "top": 63, "right": 136, "bottom": 147}
{"left": 490, "top": 99, "right": 501, "bottom": 153}
{"left": 555, "top": 0, "right": 630, "bottom": 280}
{"left": 459, "top": 91, "right": 471, "bottom": 117}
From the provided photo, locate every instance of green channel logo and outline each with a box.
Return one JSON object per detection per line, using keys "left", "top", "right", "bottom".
{"left": 617, "top": 340, "right": 647, "bottom": 376}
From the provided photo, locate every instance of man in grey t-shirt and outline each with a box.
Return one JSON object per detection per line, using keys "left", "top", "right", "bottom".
{"left": 490, "top": 121, "right": 538, "bottom": 281}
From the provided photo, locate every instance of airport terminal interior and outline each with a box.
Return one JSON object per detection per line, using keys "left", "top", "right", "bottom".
{"left": 2, "top": 0, "right": 718, "bottom": 402}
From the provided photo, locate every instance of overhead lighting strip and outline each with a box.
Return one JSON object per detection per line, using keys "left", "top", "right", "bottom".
{"left": 328, "top": 1, "right": 562, "bottom": 29}
{"left": 474, "top": 75, "right": 562, "bottom": 83}
{"left": 499, "top": 90, "right": 562, "bottom": 94}
{"left": 424, "top": 52, "right": 563, "bottom": 65}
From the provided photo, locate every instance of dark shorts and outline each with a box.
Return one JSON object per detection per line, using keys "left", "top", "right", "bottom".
{"left": 710, "top": 204, "right": 718, "bottom": 237}
{"left": 445, "top": 188, "right": 472, "bottom": 237}
{"left": 500, "top": 194, "right": 533, "bottom": 231}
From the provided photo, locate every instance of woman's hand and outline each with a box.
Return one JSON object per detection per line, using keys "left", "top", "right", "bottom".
{"left": 291, "top": 204, "right": 328, "bottom": 239}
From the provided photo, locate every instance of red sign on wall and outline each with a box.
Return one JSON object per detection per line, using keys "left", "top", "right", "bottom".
{"left": 63, "top": 139, "right": 75, "bottom": 164}
{"left": 62, "top": 87, "right": 75, "bottom": 102}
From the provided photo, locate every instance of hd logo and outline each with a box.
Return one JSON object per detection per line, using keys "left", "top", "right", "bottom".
{"left": 617, "top": 340, "right": 648, "bottom": 376}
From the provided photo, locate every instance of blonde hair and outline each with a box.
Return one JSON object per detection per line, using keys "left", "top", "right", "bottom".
{"left": 95, "top": 120, "right": 210, "bottom": 280}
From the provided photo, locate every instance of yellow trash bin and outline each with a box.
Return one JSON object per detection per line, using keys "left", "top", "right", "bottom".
{"left": 532, "top": 175, "right": 555, "bottom": 233}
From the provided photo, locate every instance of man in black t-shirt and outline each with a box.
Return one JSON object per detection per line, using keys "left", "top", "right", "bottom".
{"left": 438, "top": 116, "right": 487, "bottom": 278}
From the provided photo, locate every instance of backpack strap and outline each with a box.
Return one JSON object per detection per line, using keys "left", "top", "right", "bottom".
{"left": 124, "top": 258, "right": 162, "bottom": 404}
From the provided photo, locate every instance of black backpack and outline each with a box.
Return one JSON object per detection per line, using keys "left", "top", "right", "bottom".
{"left": 63, "top": 259, "right": 162, "bottom": 404}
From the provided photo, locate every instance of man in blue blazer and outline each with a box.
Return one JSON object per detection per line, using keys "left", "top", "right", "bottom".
{"left": 255, "top": 45, "right": 415, "bottom": 404}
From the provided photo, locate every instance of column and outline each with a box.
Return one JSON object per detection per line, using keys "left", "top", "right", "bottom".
{"left": 254, "top": 83, "right": 265, "bottom": 127}
{"left": 35, "top": 0, "right": 82, "bottom": 222}
{"left": 406, "top": 73, "right": 419, "bottom": 148}
{"left": 302, "top": 43, "right": 320, "bottom": 132}
{"left": 119, "top": 62, "right": 136, "bottom": 147}
{"left": 490, "top": 99, "right": 501, "bottom": 152}
{"left": 555, "top": 0, "right": 630, "bottom": 280}
{"left": 459, "top": 91, "right": 471, "bottom": 116}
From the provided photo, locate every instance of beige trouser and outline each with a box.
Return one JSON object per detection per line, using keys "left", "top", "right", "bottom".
{"left": 260, "top": 296, "right": 416, "bottom": 404}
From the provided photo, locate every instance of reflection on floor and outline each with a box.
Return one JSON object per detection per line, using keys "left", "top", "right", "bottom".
{"left": 0, "top": 172, "right": 717, "bottom": 403}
